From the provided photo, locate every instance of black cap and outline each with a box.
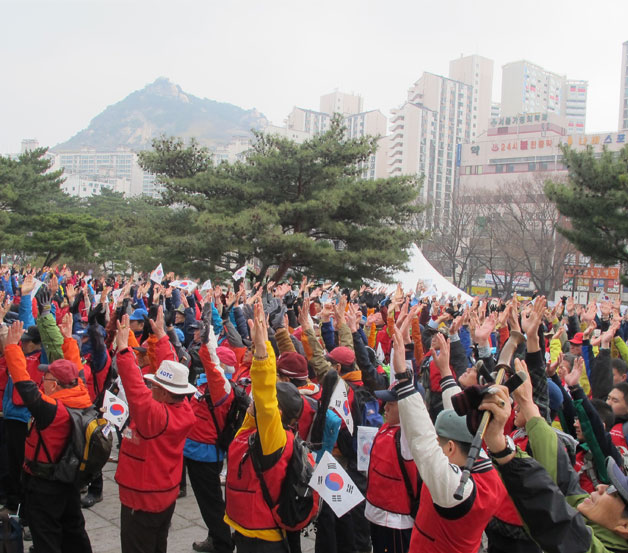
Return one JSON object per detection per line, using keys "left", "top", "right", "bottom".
{"left": 21, "top": 325, "right": 41, "bottom": 344}
{"left": 276, "top": 382, "right": 304, "bottom": 424}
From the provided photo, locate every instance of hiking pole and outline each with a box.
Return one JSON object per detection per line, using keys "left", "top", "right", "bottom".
{"left": 453, "top": 330, "right": 525, "bottom": 500}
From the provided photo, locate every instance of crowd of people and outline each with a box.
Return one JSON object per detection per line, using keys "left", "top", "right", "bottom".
{"left": 0, "top": 263, "right": 628, "bottom": 553}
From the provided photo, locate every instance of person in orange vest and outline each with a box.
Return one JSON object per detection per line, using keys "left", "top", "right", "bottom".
{"left": 224, "top": 299, "right": 304, "bottom": 553}
{"left": 114, "top": 311, "right": 196, "bottom": 553}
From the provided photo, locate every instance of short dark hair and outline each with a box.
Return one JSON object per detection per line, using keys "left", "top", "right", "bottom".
{"left": 590, "top": 399, "right": 615, "bottom": 431}
{"left": 613, "top": 382, "right": 628, "bottom": 404}
{"left": 438, "top": 435, "right": 471, "bottom": 457}
{"left": 612, "top": 358, "right": 628, "bottom": 378}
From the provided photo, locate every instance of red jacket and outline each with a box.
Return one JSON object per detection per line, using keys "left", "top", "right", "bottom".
{"left": 186, "top": 346, "right": 233, "bottom": 446}
{"left": 410, "top": 465, "right": 507, "bottom": 553}
{"left": 225, "top": 427, "right": 293, "bottom": 530}
{"left": 115, "top": 349, "right": 195, "bottom": 512}
{"left": 367, "top": 424, "right": 419, "bottom": 515}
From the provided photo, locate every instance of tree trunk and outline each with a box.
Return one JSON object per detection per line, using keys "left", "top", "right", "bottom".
{"left": 269, "top": 260, "right": 292, "bottom": 283}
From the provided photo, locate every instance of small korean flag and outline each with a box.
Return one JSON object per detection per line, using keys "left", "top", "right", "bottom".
{"left": 309, "top": 451, "right": 364, "bottom": 518}
{"left": 31, "top": 279, "right": 44, "bottom": 298}
{"left": 150, "top": 263, "right": 164, "bottom": 284}
{"left": 232, "top": 265, "right": 247, "bottom": 281}
{"left": 177, "top": 280, "right": 197, "bottom": 293}
{"left": 200, "top": 279, "right": 212, "bottom": 292}
{"left": 330, "top": 379, "right": 353, "bottom": 435}
{"left": 103, "top": 390, "right": 129, "bottom": 429}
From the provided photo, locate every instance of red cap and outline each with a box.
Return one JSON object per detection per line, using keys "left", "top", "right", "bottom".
{"left": 326, "top": 346, "right": 355, "bottom": 367}
{"left": 216, "top": 346, "right": 237, "bottom": 367}
{"left": 40, "top": 359, "right": 80, "bottom": 385}
{"left": 570, "top": 332, "right": 584, "bottom": 345}
{"left": 277, "top": 352, "right": 308, "bottom": 379}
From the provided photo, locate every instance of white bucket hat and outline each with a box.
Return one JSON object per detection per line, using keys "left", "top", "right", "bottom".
{"left": 144, "top": 360, "right": 197, "bottom": 396}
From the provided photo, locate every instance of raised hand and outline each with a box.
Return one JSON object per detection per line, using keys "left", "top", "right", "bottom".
{"left": 298, "top": 299, "right": 312, "bottom": 332}
{"left": 564, "top": 357, "right": 584, "bottom": 388}
{"left": 6, "top": 321, "right": 24, "bottom": 346}
{"left": 116, "top": 315, "right": 130, "bottom": 351}
{"left": 60, "top": 312, "right": 73, "bottom": 339}
{"left": 521, "top": 296, "right": 546, "bottom": 337}
{"left": 248, "top": 300, "right": 269, "bottom": 358}
{"left": 431, "top": 332, "right": 451, "bottom": 376}
{"left": 148, "top": 306, "right": 167, "bottom": 340}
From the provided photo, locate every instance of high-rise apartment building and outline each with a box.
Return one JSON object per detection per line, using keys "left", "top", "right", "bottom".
{"left": 284, "top": 92, "right": 388, "bottom": 179}
{"left": 319, "top": 91, "right": 363, "bottom": 116}
{"left": 491, "top": 102, "right": 501, "bottom": 119}
{"left": 619, "top": 41, "right": 628, "bottom": 130}
{"left": 50, "top": 149, "right": 146, "bottom": 196}
{"left": 501, "top": 60, "right": 587, "bottom": 133}
{"left": 449, "top": 55, "right": 494, "bottom": 139}
{"left": 565, "top": 80, "right": 587, "bottom": 134}
{"left": 389, "top": 69, "right": 477, "bottom": 227}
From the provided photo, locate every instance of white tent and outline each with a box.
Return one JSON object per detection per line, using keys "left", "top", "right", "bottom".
{"left": 393, "top": 244, "right": 472, "bottom": 302}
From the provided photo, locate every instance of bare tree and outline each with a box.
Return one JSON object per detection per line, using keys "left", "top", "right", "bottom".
{"left": 422, "top": 194, "right": 485, "bottom": 289}
{"left": 460, "top": 175, "right": 574, "bottom": 296}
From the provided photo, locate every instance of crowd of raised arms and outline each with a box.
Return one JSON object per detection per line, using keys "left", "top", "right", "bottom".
{"left": 1, "top": 262, "right": 628, "bottom": 553}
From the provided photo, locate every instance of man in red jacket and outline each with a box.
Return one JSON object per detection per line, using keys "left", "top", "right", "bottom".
{"left": 4, "top": 322, "right": 93, "bottom": 553}
{"left": 114, "top": 313, "right": 196, "bottom": 553}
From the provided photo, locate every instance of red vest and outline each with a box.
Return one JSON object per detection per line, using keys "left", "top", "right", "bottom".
{"left": 410, "top": 467, "right": 506, "bottom": 553}
{"left": 115, "top": 400, "right": 194, "bottom": 497}
{"left": 611, "top": 423, "right": 628, "bottom": 451}
{"left": 24, "top": 403, "right": 71, "bottom": 473}
{"left": 366, "top": 424, "right": 419, "bottom": 515}
{"left": 297, "top": 396, "right": 318, "bottom": 441}
{"left": 187, "top": 383, "right": 233, "bottom": 445}
{"left": 225, "top": 427, "right": 293, "bottom": 530}
{"left": 85, "top": 352, "right": 112, "bottom": 404}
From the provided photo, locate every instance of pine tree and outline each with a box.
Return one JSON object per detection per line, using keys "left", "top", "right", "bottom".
{"left": 545, "top": 145, "right": 628, "bottom": 282}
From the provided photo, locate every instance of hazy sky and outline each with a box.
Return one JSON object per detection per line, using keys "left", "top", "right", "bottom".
{"left": 2, "top": 0, "right": 627, "bottom": 153}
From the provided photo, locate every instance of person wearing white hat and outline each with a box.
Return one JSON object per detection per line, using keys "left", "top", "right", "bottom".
{"left": 114, "top": 309, "right": 196, "bottom": 553}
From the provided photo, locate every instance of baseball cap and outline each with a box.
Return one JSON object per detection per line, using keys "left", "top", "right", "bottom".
{"left": 276, "top": 381, "right": 304, "bottom": 424}
{"left": 326, "top": 346, "right": 355, "bottom": 367}
{"left": 22, "top": 325, "right": 41, "bottom": 344}
{"left": 607, "top": 457, "right": 628, "bottom": 507}
{"left": 569, "top": 332, "right": 584, "bottom": 345}
{"left": 435, "top": 409, "right": 474, "bottom": 444}
{"left": 38, "top": 359, "right": 80, "bottom": 386}
{"left": 129, "top": 308, "right": 148, "bottom": 322}
{"left": 374, "top": 387, "right": 398, "bottom": 403}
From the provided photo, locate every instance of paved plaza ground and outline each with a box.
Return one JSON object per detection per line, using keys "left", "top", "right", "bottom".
{"left": 83, "top": 458, "right": 316, "bottom": 553}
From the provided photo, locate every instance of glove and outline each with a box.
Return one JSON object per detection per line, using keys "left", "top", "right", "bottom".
{"left": 200, "top": 322, "right": 210, "bottom": 345}
{"left": 36, "top": 288, "right": 52, "bottom": 316}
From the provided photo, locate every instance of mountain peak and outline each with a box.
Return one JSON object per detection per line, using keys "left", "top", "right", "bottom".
{"left": 144, "top": 77, "right": 189, "bottom": 102}
{"left": 53, "top": 80, "right": 269, "bottom": 152}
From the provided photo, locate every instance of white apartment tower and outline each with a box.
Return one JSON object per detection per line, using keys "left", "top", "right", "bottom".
{"left": 619, "top": 41, "right": 628, "bottom": 130}
{"left": 285, "top": 92, "right": 388, "bottom": 179}
{"left": 449, "top": 55, "right": 494, "bottom": 139}
{"left": 319, "top": 91, "right": 363, "bottom": 116}
{"left": 501, "top": 60, "right": 587, "bottom": 133}
{"left": 389, "top": 71, "right": 475, "bottom": 227}
{"left": 565, "top": 80, "right": 588, "bottom": 134}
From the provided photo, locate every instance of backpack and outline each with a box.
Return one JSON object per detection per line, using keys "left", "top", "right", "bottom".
{"left": 337, "top": 382, "right": 383, "bottom": 459}
{"left": 0, "top": 512, "right": 22, "bottom": 553}
{"left": 205, "top": 381, "right": 251, "bottom": 452}
{"left": 29, "top": 406, "right": 113, "bottom": 487}
{"left": 248, "top": 431, "right": 321, "bottom": 532}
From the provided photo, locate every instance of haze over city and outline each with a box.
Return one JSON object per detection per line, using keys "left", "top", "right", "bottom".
{"left": 2, "top": 0, "right": 628, "bottom": 153}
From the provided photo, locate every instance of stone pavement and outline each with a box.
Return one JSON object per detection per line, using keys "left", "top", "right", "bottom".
{"left": 84, "top": 458, "right": 316, "bottom": 553}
